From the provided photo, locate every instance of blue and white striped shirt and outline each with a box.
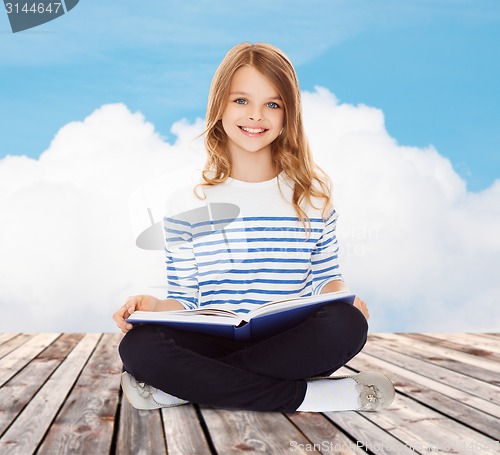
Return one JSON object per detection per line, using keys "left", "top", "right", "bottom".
{"left": 163, "top": 172, "right": 342, "bottom": 314}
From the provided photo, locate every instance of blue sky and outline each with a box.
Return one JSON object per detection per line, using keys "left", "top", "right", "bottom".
{"left": 1, "top": 0, "right": 500, "bottom": 333}
{"left": 1, "top": 0, "right": 499, "bottom": 192}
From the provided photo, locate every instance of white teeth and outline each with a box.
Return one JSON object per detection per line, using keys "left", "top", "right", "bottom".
{"left": 241, "top": 127, "right": 266, "bottom": 133}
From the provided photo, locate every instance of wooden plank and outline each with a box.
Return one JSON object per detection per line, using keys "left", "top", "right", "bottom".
{"left": 200, "top": 407, "right": 312, "bottom": 454}
{"left": 0, "top": 333, "right": 60, "bottom": 386}
{"left": 314, "top": 365, "right": 417, "bottom": 455}
{"left": 393, "top": 332, "right": 500, "bottom": 366}
{"left": 463, "top": 333, "right": 500, "bottom": 352}
{"left": 0, "top": 333, "right": 101, "bottom": 455}
{"left": 36, "top": 333, "right": 122, "bottom": 455}
{"left": 406, "top": 332, "right": 500, "bottom": 357}
{"left": 401, "top": 333, "right": 500, "bottom": 364}
{"left": 360, "top": 339, "right": 500, "bottom": 405}
{"left": 345, "top": 345, "right": 500, "bottom": 449}
{"left": 162, "top": 404, "right": 213, "bottom": 455}
{"left": 346, "top": 349, "right": 500, "bottom": 440}
{"left": 359, "top": 391, "right": 499, "bottom": 454}
{"left": 371, "top": 333, "right": 500, "bottom": 384}
{"left": 287, "top": 412, "right": 369, "bottom": 455}
{"left": 1, "top": 332, "right": 498, "bottom": 455}
{"left": 0, "top": 334, "right": 34, "bottom": 360}
{"left": 0, "top": 334, "right": 19, "bottom": 347}
{"left": 0, "top": 334, "right": 84, "bottom": 436}
{"left": 475, "top": 333, "right": 500, "bottom": 341}
{"left": 0, "top": 334, "right": 15, "bottom": 343}
{"left": 115, "top": 400, "right": 167, "bottom": 455}
{"left": 356, "top": 343, "right": 500, "bottom": 418}
{"left": 325, "top": 411, "right": 419, "bottom": 455}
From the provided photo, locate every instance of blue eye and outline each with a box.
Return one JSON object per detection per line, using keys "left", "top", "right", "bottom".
{"left": 235, "top": 98, "right": 247, "bottom": 105}
{"left": 267, "top": 102, "right": 280, "bottom": 109}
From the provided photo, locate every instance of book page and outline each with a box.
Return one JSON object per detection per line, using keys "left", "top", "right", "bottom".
{"left": 243, "top": 291, "right": 353, "bottom": 320}
{"left": 130, "top": 308, "right": 239, "bottom": 319}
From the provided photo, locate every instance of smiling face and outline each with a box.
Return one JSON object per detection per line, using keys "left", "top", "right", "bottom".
{"left": 221, "top": 65, "right": 285, "bottom": 162}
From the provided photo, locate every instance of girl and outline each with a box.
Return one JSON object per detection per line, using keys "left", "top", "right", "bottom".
{"left": 113, "top": 42, "right": 395, "bottom": 413}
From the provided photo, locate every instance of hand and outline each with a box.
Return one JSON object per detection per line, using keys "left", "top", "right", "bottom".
{"left": 113, "top": 295, "right": 160, "bottom": 334}
{"left": 353, "top": 296, "right": 369, "bottom": 320}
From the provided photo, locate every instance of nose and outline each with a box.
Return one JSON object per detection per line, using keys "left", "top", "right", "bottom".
{"left": 248, "top": 107, "right": 262, "bottom": 122}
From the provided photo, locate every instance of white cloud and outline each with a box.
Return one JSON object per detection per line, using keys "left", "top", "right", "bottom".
{"left": 0, "top": 104, "right": 206, "bottom": 332}
{"left": 302, "top": 87, "right": 500, "bottom": 332}
{"left": 1, "top": 89, "right": 499, "bottom": 333}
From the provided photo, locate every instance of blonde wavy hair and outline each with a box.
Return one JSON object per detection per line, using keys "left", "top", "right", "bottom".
{"left": 197, "top": 42, "right": 333, "bottom": 229}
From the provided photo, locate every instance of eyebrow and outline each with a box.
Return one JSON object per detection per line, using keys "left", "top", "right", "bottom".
{"left": 229, "top": 91, "right": 282, "bottom": 101}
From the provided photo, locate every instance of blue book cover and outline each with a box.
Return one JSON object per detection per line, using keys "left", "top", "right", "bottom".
{"left": 127, "top": 291, "right": 355, "bottom": 341}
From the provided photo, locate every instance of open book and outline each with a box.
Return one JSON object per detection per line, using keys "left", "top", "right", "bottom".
{"left": 127, "top": 291, "right": 355, "bottom": 341}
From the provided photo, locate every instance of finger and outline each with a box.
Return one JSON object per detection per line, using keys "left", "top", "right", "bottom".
{"left": 113, "top": 308, "right": 130, "bottom": 329}
{"left": 112, "top": 312, "right": 125, "bottom": 325}
{"left": 116, "top": 317, "right": 133, "bottom": 332}
{"left": 114, "top": 297, "right": 139, "bottom": 332}
{"left": 120, "top": 321, "right": 134, "bottom": 332}
{"left": 125, "top": 297, "right": 138, "bottom": 313}
{"left": 114, "top": 307, "right": 129, "bottom": 322}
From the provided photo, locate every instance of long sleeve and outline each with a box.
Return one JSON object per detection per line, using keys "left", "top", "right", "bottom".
{"left": 310, "top": 209, "right": 343, "bottom": 295}
{"left": 163, "top": 214, "right": 199, "bottom": 310}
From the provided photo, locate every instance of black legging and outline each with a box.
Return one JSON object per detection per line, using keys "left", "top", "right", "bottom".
{"left": 119, "top": 301, "right": 368, "bottom": 412}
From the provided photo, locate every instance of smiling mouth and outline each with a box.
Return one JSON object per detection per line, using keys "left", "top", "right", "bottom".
{"left": 238, "top": 126, "right": 268, "bottom": 135}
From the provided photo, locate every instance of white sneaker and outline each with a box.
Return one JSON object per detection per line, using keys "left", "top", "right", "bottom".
{"left": 352, "top": 371, "right": 395, "bottom": 411}
{"left": 312, "top": 371, "right": 396, "bottom": 412}
{"left": 121, "top": 372, "right": 189, "bottom": 410}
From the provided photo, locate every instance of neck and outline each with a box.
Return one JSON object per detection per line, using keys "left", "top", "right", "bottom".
{"left": 230, "top": 150, "right": 278, "bottom": 183}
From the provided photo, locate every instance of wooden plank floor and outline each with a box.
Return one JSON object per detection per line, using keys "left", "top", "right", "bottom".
{"left": 0, "top": 333, "right": 498, "bottom": 454}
